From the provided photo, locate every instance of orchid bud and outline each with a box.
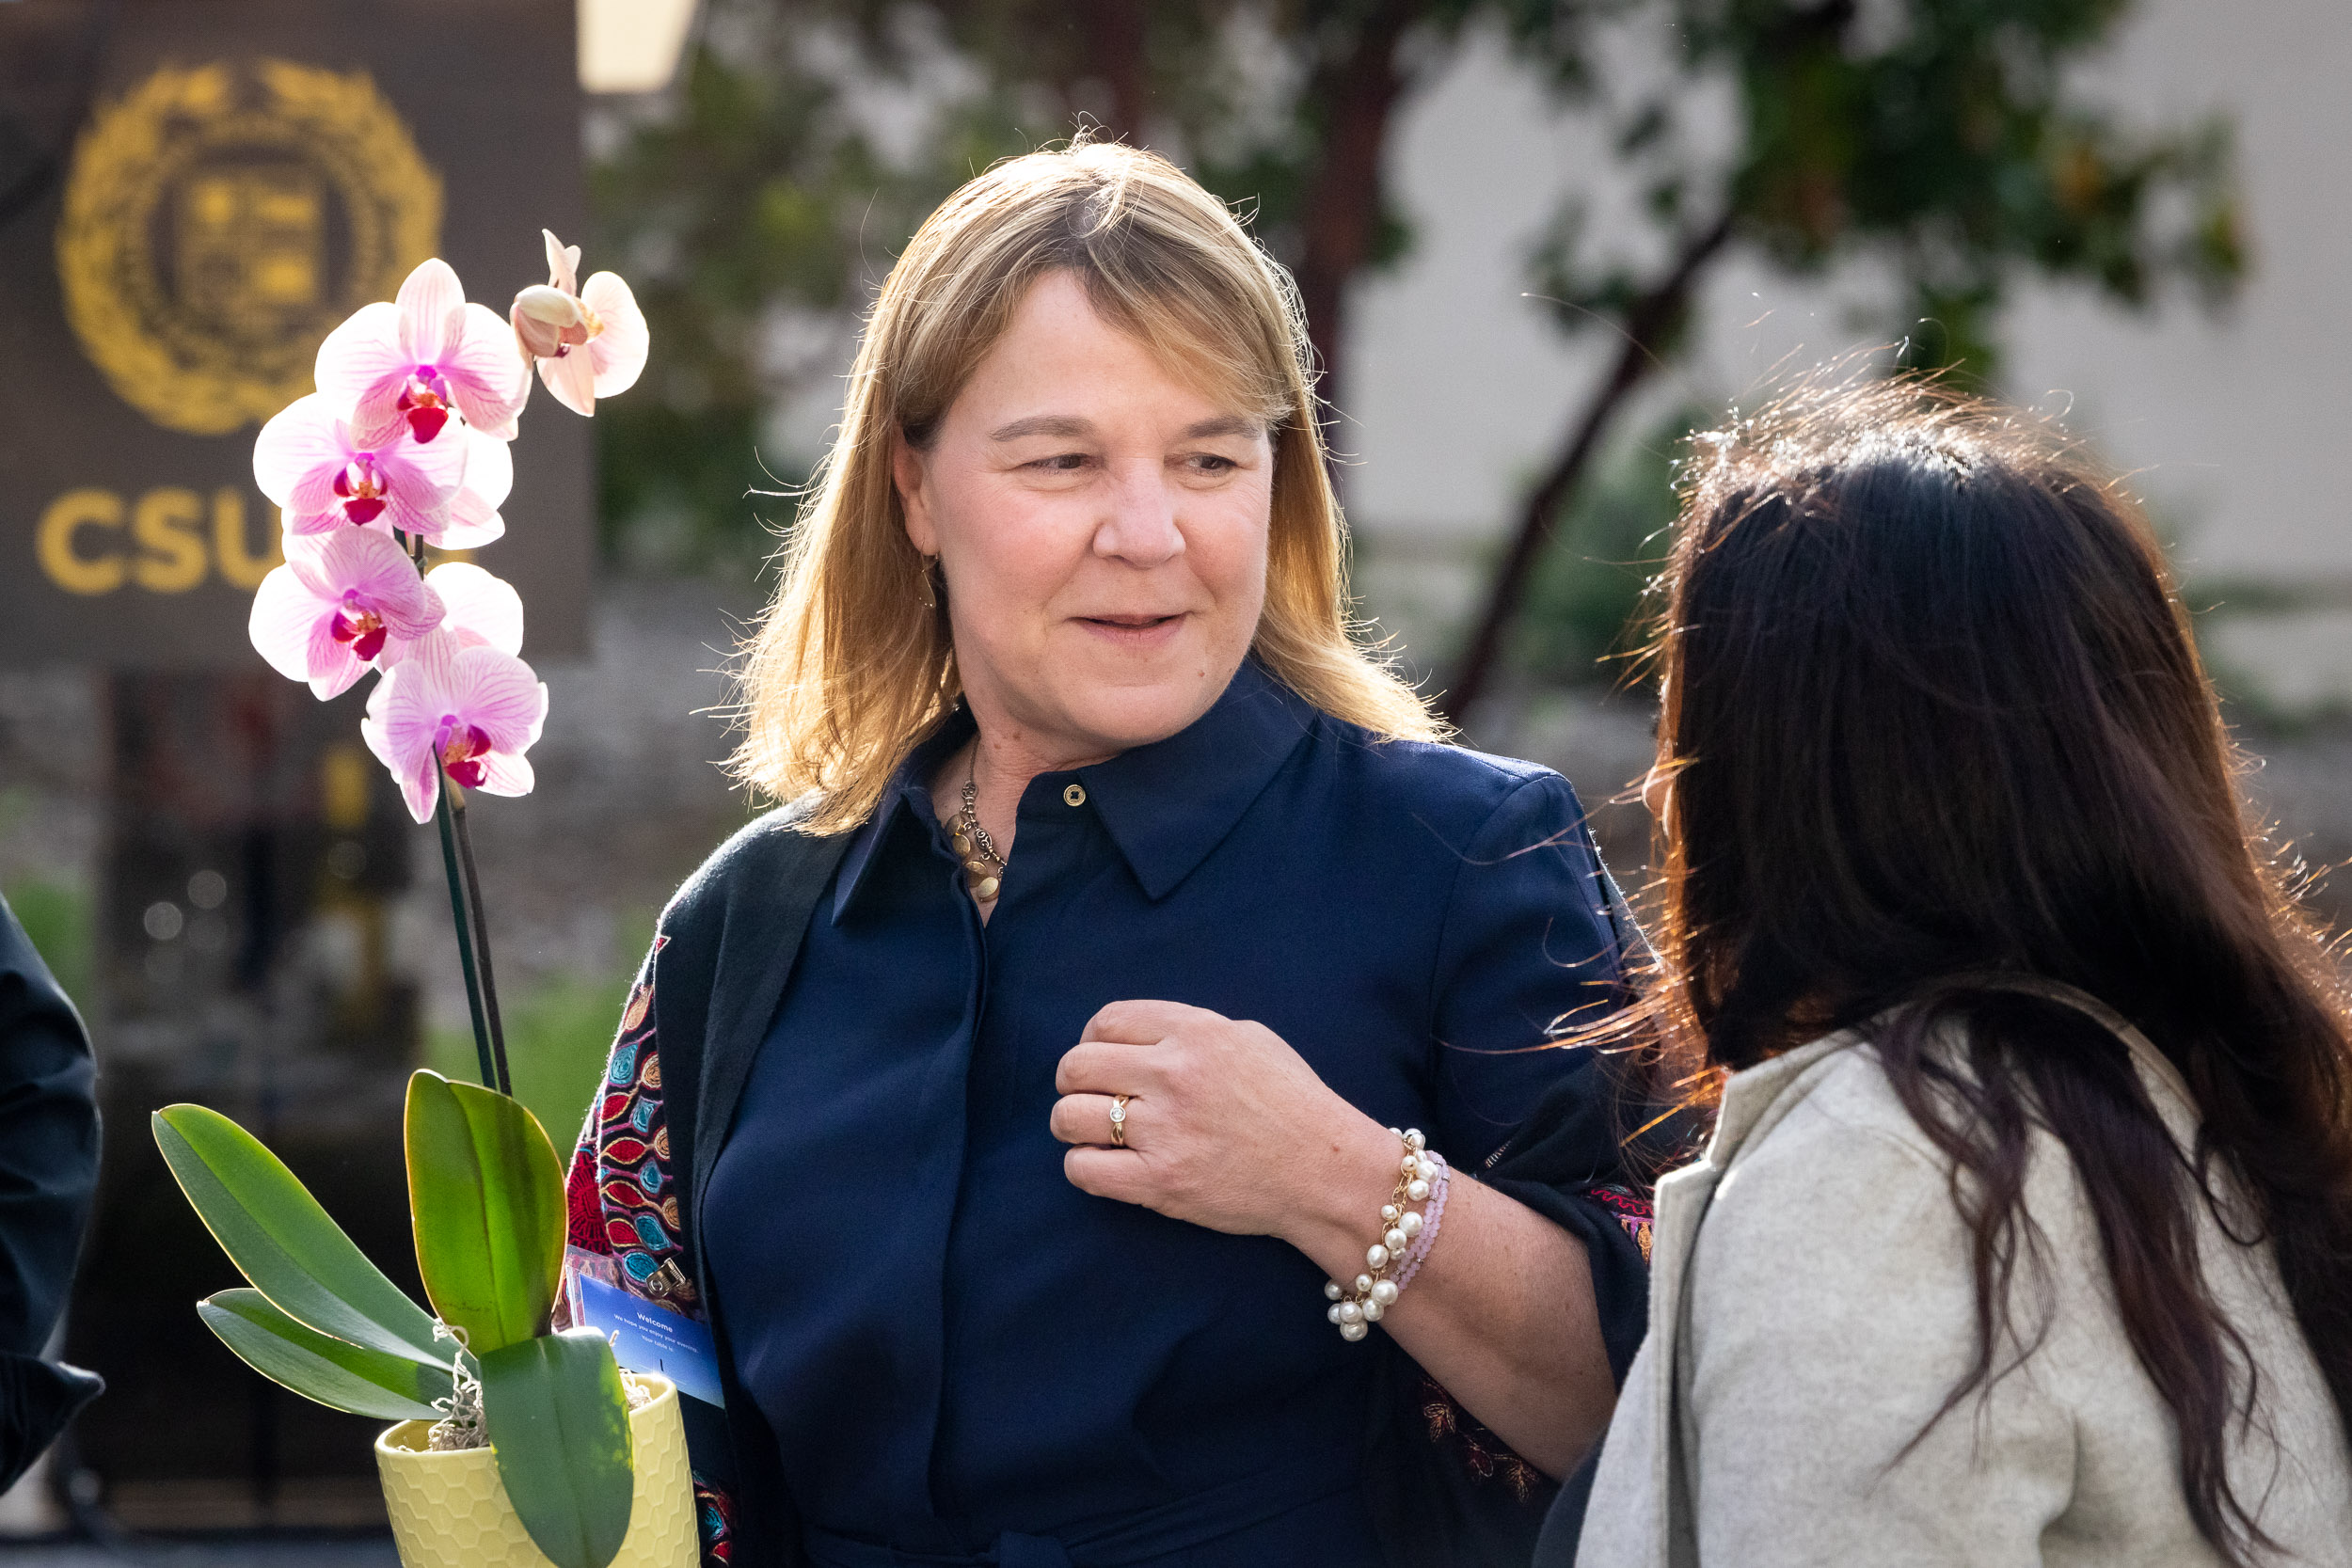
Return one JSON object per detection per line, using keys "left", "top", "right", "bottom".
{"left": 511, "top": 285, "right": 584, "bottom": 358}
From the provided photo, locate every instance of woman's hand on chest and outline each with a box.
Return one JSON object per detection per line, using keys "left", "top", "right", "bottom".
{"left": 1051, "top": 998, "right": 1402, "bottom": 1245}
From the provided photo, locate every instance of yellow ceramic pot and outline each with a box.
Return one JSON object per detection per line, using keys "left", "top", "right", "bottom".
{"left": 375, "top": 1372, "right": 698, "bottom": 1568}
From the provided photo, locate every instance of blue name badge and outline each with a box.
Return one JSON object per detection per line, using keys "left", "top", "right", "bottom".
{"left": 573, "top": 1274, "right": 724, "bottom": 1410}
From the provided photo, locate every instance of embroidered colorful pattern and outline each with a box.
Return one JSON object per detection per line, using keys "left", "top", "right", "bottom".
{"left": 564, "top": 943, "right": 736, "bottom": 1568}
{"left": 691, "top": 1472, "right": 734, "bottom": 1566}
{"left": 1410, "top": 1184, "right": 1656, "bottom": 1503}
{"left": 565, "top": 963, "right": 698, "bottom": 1311}
{"left": 1586, "top": 1183, "right": 1655, "bottom": 1264}
{"left": 1419, "top": 1373, "right": 1545, "bottom": 1502}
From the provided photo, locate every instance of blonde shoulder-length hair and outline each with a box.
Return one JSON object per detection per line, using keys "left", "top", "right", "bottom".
{"left": 731, "top": 138, "right": 1445, "bottom": 834}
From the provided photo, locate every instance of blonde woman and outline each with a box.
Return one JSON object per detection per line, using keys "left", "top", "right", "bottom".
{"left": 564, "top": 141, "right": 1659, "bottom": 1568}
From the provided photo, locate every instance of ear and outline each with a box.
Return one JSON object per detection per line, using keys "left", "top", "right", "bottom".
{"left": 894, "top": 433, "right": 939, "bottom": 557}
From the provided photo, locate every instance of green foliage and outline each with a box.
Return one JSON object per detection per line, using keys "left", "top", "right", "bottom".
{"left": 197, "top": 1287, "right": 452, "bottom": 1422}
{"left": 590, "top": 17, "right": 919, "bottom": 568}
{"left": 405, "top": 1072, "right": 567, "bottom": 1357}
{"left": 1497, "top": 0, "right": 2244, "bottom": 696}
{"left": 160, "top": 1097, "right": 639, "bottom": 1567}
{"left": 586, "top": 0, "right": 1564, "bottom": 564}
{"left": 2, "top": 876, "right": 91, "bottom": 1015}
{"left": 479, "top": 1330, "right": 637, "bottom": 1568}
{"left": 151, "top": 1104, "right": 448, "bottom": 1369}
{"left": 1513, "top": 410, "right": 1696, "bottom": 685}
{"left": 587, "top": 0, "right": 2243, "bottom": 692}
{"left": 425, "top": 928, "right": 652, "bottom": 1149}
{"left": 1534, "top": 0, "right": 2245, "bottom": 381}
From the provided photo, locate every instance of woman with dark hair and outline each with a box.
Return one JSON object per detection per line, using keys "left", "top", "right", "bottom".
{"left": 1569, "top": 380, "right": 2352, "bottom": 1565}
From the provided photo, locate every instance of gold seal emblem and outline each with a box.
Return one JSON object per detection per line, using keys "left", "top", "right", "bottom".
{"left": 56, "top": 59, "right": 442, "bottom": 436}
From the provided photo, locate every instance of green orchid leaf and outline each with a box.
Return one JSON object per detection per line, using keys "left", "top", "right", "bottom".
{"left": 199, "top": 1288, "right": 451, "bottom": 1422}
{"left": 479, "top": 1329, "right": 635, "bottom": 1568}
{"left": 152, "top": 1104, "right": 446, "bottom": 1368}
{"left": 405, "top": 1070, "right": 565, "bottom": 1357}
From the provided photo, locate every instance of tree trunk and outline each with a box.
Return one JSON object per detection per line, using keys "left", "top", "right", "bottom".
{"left": 1439, "top": 212, "right": 1736, "bottom": 728}
{"left": 1294, "top": 0, "right": 1424, "bottom": 420}
{"left": 1084, "top": 0, "right": 1152, "bottom": 144}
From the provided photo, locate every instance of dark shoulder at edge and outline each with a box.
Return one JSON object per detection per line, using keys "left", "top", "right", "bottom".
{"left": 1309, "top": 715, "right": 1570, "bottom": 838}
{"left": 660, "top": 795, "right": 835, "bottom": 932}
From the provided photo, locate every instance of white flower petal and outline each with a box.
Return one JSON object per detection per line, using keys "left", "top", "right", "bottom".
{"left": 252, "top": 394, "right": 346, "bottom": 510}
{"left": 425, "top": 562, "right": 524, "bottom": 657}
{"left": 307, "top": 634, "right": 367, "bottom": 701}
{"left": 537, "top": 346, "right": 597, "bottom": 417}
{"left": 471, "top": 750, "right": 535, "bottom": 800}
{"left": 324, "top": 528, "right": 431, "bottom": 613}
{"left": 314, "top": 303, "right": 408, "bottom": 432}
{"left": 456, "top": 426, "right": 514, "bottom": 511}
{"left": 442, "top": 304, "right": 530, "bottom": 438}
{"left": 398, "top": 626, "right": 465, "bottom": 712}
{"left": 542, "top": 229, "right": 579, "bottom": 295}
{"left": 449, "top": 647, "right": 547, "bottom": 754}
{"left": 361, "top": 663, "right": 441, "bottom": 825}
{"left": 581, "top": 273, "right": 648, "bottom": 397}
{"left": 397, "top": 259, "right": 466, "bottom": 365}
{"left": 375, "top": 438, "right": 466, "bottom": 539}
{"left": 248, "top": 564, "right": 326, "bottom": 684}
{"left": 433, "top": 491, "right": 505, "bottom": 550}
{"left": 386, "top": 420, "right": 471, "bottom": 492}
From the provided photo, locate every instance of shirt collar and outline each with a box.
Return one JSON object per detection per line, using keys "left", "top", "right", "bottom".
{"left": 831, "top": 707, "right": 976, "bottom": 921}
{"left": 1078, "top": 657, "right": 1319, "bottom": 900}
{"left": 832, "top": 658, "right": 1320, "bottom": 917}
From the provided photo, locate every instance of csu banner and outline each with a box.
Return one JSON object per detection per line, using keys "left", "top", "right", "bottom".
{"left": 0, "top": 0, "right": 592, "bottom": 667}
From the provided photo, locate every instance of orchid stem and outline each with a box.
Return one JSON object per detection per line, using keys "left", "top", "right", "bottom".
{"left": 449, "top": 796, "right": 514, "bottom": 1098}
{"left": 407, "top": 525, "right": 502, "bottom": 1095}
{"left": 434, "top": 776, "right": 497, "bottom": 1091}
{"left": 405, "top": 525, "right": 510, "bottom": 1097}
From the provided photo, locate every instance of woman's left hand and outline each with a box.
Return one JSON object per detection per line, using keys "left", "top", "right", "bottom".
{"left": 1051, "top": 999, "right": 1389, "bottom": 1243}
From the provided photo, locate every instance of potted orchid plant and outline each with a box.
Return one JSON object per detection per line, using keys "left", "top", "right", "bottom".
{"left": 151, "top": 237, "right": 692, "bottom": 1568}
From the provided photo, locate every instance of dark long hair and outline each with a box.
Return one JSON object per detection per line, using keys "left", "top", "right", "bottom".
{"left": 1623, "top": 377, "right": 2352, "bottom": 1559}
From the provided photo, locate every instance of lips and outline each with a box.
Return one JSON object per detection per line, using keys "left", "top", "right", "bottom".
{"left": 1074, "top": 611, "right": 1188, "bottom": 645}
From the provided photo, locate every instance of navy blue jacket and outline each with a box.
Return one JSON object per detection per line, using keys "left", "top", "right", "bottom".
{"left": 568, "top": 665, "right": 1666, "bottom": 1567}
{"left": 0, "top": 893, "right": 103, "bottom": 1492}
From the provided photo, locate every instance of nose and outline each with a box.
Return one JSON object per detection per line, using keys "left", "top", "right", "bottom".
{"left": 1091, "top": 462, "right": 1184, "bottom": 569}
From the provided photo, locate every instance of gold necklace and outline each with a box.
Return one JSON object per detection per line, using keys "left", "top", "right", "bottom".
{"left": 951, "top": 773, "right": 1005, "bottom": 903}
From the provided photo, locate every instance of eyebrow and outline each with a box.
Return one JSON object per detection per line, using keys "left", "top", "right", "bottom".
{"left": 985, "top": 413, "right": 1265, "bottom": 442}
{"left": 988, "top": 415, "right": 1092, "bottom": 442}
{"left": 1180, "top": 414, "right": 1264, "bottom": 440}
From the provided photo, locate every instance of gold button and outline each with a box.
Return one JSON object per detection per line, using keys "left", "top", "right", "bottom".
{"left": 1063, "top": 784, "right": 1087, "bottom": 807}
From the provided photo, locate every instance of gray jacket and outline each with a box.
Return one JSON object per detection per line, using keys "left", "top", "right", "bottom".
{"left": 1578, "top": 990, "right": 2352, "bottom": 1567}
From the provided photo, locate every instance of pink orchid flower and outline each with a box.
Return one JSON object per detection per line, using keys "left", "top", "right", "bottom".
{"left": 361, "top": 628, "right": 548, "bottom": 824}
{"left": 253, "top": 393, "right": 467, "bottom": 539}
{"left": 510, "top": 229, "right": 647, "bottom": 417}
{"left": 381, "top": 562, "right": 523, "bottom": 668}
{"left": 437, "top": 426, "right": 514, "bottom": 550}
{"left": 316, "top": 258, "right": 529, "bottom": 446}
{"left": 422, "top": 562, "right": 525, "bottom": 654}
{"left": 247, "top": 530, "right": 446, "bottom": 700}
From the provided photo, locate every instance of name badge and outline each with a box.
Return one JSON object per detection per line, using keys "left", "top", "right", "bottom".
{"left": 571, "top": 1272, "right": 724, "bottom": 1409}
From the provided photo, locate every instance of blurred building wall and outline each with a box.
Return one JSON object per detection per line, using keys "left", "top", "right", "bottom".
{"left": 1344, "top": 0, "right": 2352, "bottom": 716}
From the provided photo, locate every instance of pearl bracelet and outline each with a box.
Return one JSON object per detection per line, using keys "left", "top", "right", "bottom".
{"left": 1391, "top": 1153, "right": 1448, "bottom": 1289}
{"left": 1323, "top": 1128, "right": 1440, "bottom": 1341}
